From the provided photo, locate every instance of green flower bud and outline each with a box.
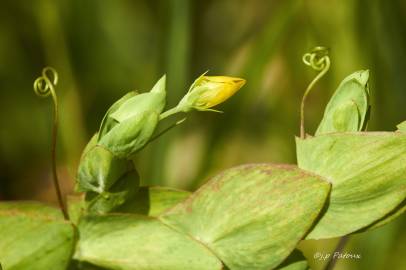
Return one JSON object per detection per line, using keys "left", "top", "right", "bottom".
{"left": 76, "top": 76, "right": 168, "bottom": 213}
{"left": 99, "top": 112, "right": 159, "bottom": 159}
{"left": 316, "top": 70, "right": 370, "bottom": 135}
{"left": 108, "top": 75, "right": 166, "bottom": 124}
{"left": 97, "top": 75, "right": 167, "bottom": 158}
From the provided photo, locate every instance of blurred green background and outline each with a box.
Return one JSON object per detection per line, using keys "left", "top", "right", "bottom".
{"left": 0, "top": 0, "right": 405, "bottom": 269}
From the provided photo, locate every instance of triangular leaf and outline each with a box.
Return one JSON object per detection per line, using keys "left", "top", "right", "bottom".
{"left": 74, "top": 214, "right": 222, "bottom": 270}
{"left": 296, "top": 132, "right": 406, "bottom": 239}
{"left": 360, "top": 199, "right": 406, "bottom": 232}
{"left": 0, "top": 202, "right": 75, "bottom": 270}
{"left": 159, "top": 164, "right": 330, "bottom": 270}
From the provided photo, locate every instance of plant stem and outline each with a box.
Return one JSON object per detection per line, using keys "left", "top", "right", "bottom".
{"left": 136, "top": 117, "right": 187, "bottom": 154}
{"left": 324, "top": 236, "right": 350, "bottom": 270}
{"left": 159, "top": 106, "right": 181, "bottom": 120}
{"left": 148, "top": 118, "right": 187, "bottom": 145}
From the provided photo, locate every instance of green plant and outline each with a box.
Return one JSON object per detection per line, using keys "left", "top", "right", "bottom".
{"left": 0, "top": 47, "right": 405, "bottom": 270}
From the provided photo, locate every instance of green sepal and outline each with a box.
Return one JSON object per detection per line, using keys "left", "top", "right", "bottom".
{"left": 177, "top": 85, "right": 207, "bottom": 112}
{"left": 109, "top": 75, "right": 166, "bottom": 123}
{"left": 98, "top": 112, "right": 159, "bottom": 159}
{"left": 316, "top": 70, "right": 370, "bottom": 135}
{"left": 85, "top": 170, "right": 140, "bottom": 214}
{"left": 98, "top": 91, "right": 138, "bottom": 140}
{"left": 76, "top": 145, "right": 130, "bottom": 193}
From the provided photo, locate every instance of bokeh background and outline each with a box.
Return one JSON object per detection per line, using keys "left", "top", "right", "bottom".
{"left": 0, "top": 0, "right": 405, "bottom": 269}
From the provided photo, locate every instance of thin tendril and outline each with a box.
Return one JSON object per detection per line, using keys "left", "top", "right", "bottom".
{"left": 300, "top": 46, "right": 331, "bottom": 139}
{"left": 33, "top": 67, "right": 69, "bottom": 220}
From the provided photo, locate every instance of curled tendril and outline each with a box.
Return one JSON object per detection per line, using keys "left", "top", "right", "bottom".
{"left": 300, "top": 46, "right": 331, "bottom": 139}
{"left": 33, "top": 67, "right": 58, "bottom": 98}
{"left": 33, "top": 67, "right": 68, "bottom": 220}
{"left": 302, "top": 46, "right": 330, "bottom": 71}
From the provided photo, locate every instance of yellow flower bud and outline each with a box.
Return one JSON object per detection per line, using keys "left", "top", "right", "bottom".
{"left": 177, "top": 75, "right": 246, "bottom": 112}
{"left": 194, "top": 76, "right": 246, "bottom": 108}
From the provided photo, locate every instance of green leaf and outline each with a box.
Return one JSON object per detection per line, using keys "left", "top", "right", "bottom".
{"left": 296, "top": 132, "right": 406, "bottom": 239}
{"left": 397, "top": 120, "right": 406, "bottom": 132}
{"left": 99, "top": 112, "right": 159, "bottom": 159}
{"left": 159, "top": 164, "right": 330, "bottom": 270}
{"left": 117, "top": 186, "right": 191, "bottom": 216}
{"left": 0, "top": 201, "right": 75, "bottom": 270}
{"left": 275, "top": 249, "right": 310, "bottom": 270}
{"left": 316, "top": 70, "right": 370, "bottom": 135}
{"left": 76, "top": 145, "right": 129, "bottom": 193}
{"left": 74, "top": 214, "right": 222, "bottom": 270}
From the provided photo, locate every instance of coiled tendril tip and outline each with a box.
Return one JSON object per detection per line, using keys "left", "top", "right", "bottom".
{"left": 33, "top": 66, "right": 58, "bottom": 98}
{"left": 302, "top": 46, "right": 330, "bottom": 71}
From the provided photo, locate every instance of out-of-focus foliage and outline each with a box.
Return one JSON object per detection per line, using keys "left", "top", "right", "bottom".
{"left": 0, "top": 0, "right": 405, "bottom": 269}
